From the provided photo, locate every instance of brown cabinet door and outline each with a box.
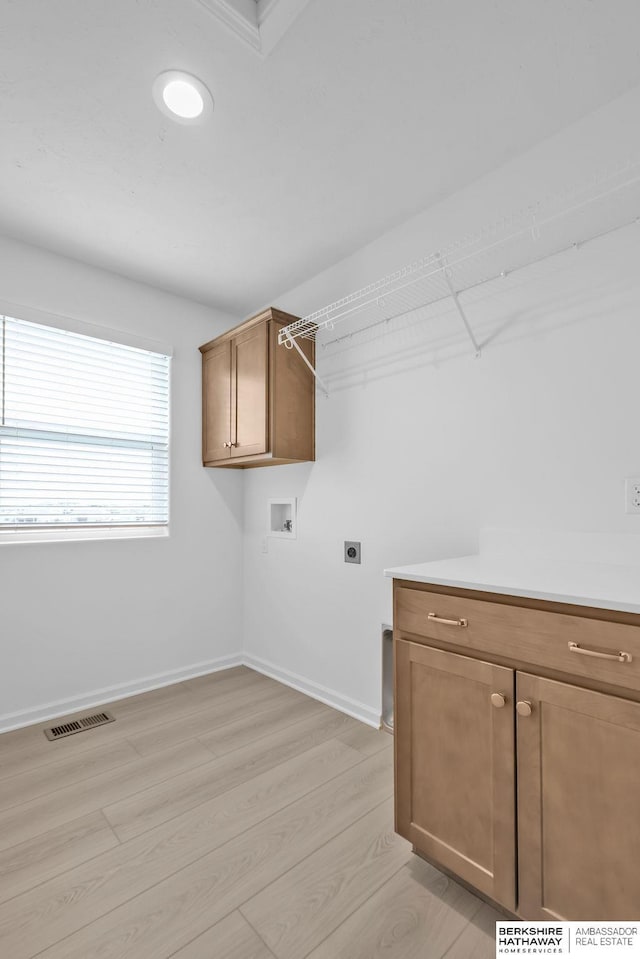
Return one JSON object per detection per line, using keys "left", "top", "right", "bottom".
{"left": 202, "top": 341, "right": 231, "bottom": 462}
{"left": 395, "top": 639, "right": 516, "bottom": 910}
{"left": 269, "top": 320, "right": 315, "bottom": 462}
{"left": 231, "top": 323, "right": 268, "bottom": 458}
{"left": 517, "top": 673, "right": 640, "bottom": 920}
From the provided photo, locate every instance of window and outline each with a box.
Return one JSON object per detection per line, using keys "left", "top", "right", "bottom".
{"left": 0, "top": 313, "right": 170, "bottom": 539}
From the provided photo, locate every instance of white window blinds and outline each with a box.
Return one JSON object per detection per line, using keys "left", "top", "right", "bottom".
{"left": 0, "top": 315, "right": 170, "bottom": 530}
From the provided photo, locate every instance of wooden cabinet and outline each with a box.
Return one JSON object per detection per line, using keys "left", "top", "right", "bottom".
{"left": 230, "top": 322, "right": 268, "bottom": 459}
{"left": 395, "top": 640, "right": 516, "bottom": 910}
{"left": 517, "top": 672, "right": 640, "bottom": 920}
{"left": 202, "top": 340, "right": 232, "bottom": 463}
{"left": 393, "top": 579, "right": 640, "bottom": 919}
{"left": 199, "top": 307, "right": 315, "bottom": 468}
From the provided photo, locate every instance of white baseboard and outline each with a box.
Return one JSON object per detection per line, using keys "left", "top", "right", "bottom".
{"left": 243, "top": 653, "right": 381, "bottom": 729}
{"left": 1, "top": 651, "right": 382, "bottom": 734}
{"left": 0, "top": 653, "right": 244, "bottom": 734}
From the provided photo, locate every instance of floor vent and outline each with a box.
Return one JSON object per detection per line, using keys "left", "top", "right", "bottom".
{"left": 44, "top": 711, "right": 115, "bottom": 741}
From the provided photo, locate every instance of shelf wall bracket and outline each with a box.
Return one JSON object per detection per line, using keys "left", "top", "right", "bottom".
{"left": 437, "top": 256, "right": 481, "bottom": 357}
{"left": 282, "top": 330, "right": 330, "bottom": 397}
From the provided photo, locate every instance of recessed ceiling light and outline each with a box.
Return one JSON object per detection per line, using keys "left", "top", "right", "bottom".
{"left": 152, "top": 70, "right": 214, "bottom": 124}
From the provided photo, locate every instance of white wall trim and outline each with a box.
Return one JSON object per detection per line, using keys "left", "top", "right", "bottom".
{"left": 0, "top": 297, "right": 174, "bottom": 357}
{"left": 0, "top": 525, "right": 169, "bottom": 546}
{"left": 0, "top": 653, "right": 243, "bottom": 734}
{"left": 195, "top": 0, "right": 313, "bottom": 57}
{"left": 1, "top": 651, "right": 381, "bottom": 734}
{"left": 194, "top": 0, "right": 261, "bottom": 51}
{"left": 243, "top": 653, "right": 381, "bottom": 728}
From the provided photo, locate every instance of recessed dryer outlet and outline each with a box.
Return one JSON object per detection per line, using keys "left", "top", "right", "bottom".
{"left": 268, "top": 498, "right": 297, "bottom": 538}
{"left": 344, "top": 541, "right": 361, "bottom": 564}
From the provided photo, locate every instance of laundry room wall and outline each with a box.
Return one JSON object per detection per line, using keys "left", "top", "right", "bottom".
{"left": 242, "top": 84, "right": 640, "bottom": 724}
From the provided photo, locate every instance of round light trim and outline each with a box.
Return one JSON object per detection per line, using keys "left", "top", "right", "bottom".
{"left": 153, "top": 71, "right": 213, "bottom": 124}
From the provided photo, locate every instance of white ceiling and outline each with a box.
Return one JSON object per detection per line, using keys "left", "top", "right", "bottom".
{"left": 1, "top": 0, "right": 640, "bottom": 316}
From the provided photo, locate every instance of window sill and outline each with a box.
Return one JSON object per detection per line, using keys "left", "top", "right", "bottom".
{"left": 0, "top": 526, "right": 169, "bottom": 545}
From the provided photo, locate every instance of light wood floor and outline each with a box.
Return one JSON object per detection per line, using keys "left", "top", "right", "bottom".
{"left": 0, "top": 667, "right": 499, "bottom": 958}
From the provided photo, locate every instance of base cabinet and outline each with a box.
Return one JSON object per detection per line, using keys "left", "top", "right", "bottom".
{"left": 395, "top": 640, "right": 516, "bottom": 910}
{"left": 517, "top": 673, "right": 640, "bottom": 920}
{"left": 393, "top": 581, "right": 640, "bottom": 919}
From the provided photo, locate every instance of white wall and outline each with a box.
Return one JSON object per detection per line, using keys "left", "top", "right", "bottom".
{"left": 242, "top": 84, "right": 640, "bottom": 725}
{"left": 0, "top": 236, "right": 243, "bottom": 730}
{"left": 5, "top": 85, "right": 640, "bottom": 732}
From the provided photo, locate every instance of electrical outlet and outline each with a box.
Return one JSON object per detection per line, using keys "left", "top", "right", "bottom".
{"left": 625, "top": 478, "right": 640, "bottom": 514}
{"left": 261, "top": 536, "right": 269, "bottom": 553}
{"left": 344, "top": 541, "right": 361, "bottom": 564}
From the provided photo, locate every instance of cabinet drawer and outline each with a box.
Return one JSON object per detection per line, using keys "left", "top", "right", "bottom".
{"left": 395, "top": 585, "right": 640, "bottom": 693}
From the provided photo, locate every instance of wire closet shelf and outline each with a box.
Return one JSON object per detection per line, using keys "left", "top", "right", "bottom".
{"left": 277, "top": 159, "right": 640, "bottom": 366}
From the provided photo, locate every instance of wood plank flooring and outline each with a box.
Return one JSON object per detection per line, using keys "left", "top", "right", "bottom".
{"left": 0, "top": 666, "right": 499, "bottom": 958}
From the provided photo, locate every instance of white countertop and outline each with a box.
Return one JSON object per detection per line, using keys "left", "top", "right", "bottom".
{"left": 384, "top": 554, "right": 640, "bottom": 615}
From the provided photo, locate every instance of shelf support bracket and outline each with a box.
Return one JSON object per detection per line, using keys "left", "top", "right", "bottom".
{"left": 437, "top": 256, "right": 481, "bottom": 357}
{"left": 282, "top": 331, "right": 330, "bottom": 397}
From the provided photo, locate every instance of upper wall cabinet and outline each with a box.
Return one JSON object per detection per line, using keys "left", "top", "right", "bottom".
{"left": 199, "top": 307, "right": 315, "bottom": 469}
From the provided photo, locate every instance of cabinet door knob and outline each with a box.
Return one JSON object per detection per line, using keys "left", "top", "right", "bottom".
{"left": 516, "top": 700, "right": 533, "bottom": 717}
{"left": 490, "top": 693, "right": 506, "bottom": 708}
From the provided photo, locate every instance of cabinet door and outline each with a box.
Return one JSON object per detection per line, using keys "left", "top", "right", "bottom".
{"left": 395, "top": 639, "right": 516, "bottom": 909}
{"left": 517, "top": 673, "right": 640, "bottom": 920}
{"left": 231, "top": 323, "right": 268, "bottom": 458}
{"left": 202, "top": 341, "right": 231, "bottom": 462}
{"left": 269, "top": 320, "right": 315, "bottom": 462}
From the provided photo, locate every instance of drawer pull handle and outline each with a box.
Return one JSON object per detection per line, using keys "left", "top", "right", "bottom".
{"left": 490, "top": 693, "right": 506, "bottom": 708}
{"left": 427, "top": 613, "right": 468, "bottom": 628}
{"left": 516, "top": 701, "right": 532, "bottom": 717}
{"left": 568, "top": 642, "right": 632, "bottom": 664}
